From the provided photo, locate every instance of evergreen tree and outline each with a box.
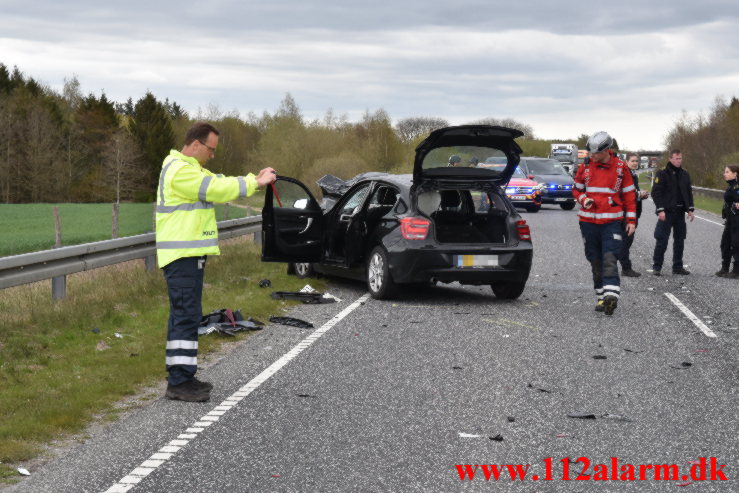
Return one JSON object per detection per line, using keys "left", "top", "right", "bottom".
{"left": 130, "top": 92, "right": 175, "bottom": 198}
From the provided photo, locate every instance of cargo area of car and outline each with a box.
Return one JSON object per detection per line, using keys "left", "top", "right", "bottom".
{"left": 416, "top": 189, "right": 509, "bottom": 244}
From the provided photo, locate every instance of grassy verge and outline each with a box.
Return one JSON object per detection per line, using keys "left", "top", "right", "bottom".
{"left": 0, "top": 203, "right": 255, "bottom": 257}
{"left": 0, "top": 238, "right": 323, "bottom": 483}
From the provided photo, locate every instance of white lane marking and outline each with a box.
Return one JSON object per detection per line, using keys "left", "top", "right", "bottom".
{"left": 694, "top": 214, "right": 723, "bottom": 227}
{"left": 664, "top": 293, "right": 718, "bottom": 338}
{"left": 104, "top": 293, "right": 371, "bottom": 493}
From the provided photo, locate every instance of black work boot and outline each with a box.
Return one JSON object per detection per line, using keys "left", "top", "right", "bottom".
{"left": 715, "top": 269, "right": 729, "bottom": 277}
{"left": 672, "top": 267, "right": 690, "bottom": 275}
{"left": 166, "top": 380, "right": 210, "bottom": 402}
{"left": 595, "top": 299, "right": 605, "bottom": 312}
{"left": 622, "top": 268, "right": 641, "bottom": 277}
{"left": 603, "top": 295, "right": 618, "bottom": 316}
{"left": 652, "top": 267, "right": 661, "bottom": 276}
{"left": 192, "top": 377, "right": 213, "bottom": 392}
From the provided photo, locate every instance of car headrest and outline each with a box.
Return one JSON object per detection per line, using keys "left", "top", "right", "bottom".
{"left": 440, "top": 190, "right": 461, "bottom": 208}
{"left": 378, "top": 188, "right": 397, "bottom": 206}
{"left": 416, "top": 191, "right": 441, "bottom": 215}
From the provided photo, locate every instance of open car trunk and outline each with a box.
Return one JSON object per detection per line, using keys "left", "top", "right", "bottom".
{"left": 416, "top": 188, "right": 510, "bottom": 244}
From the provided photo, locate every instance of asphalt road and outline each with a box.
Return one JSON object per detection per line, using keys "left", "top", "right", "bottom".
{"left": 7, "top": 201, "right": 738, "bottom": 492}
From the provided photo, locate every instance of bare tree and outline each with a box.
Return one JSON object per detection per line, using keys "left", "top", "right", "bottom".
{"left": 104, "top": 130, "right": 143, "bottom": 203}
{"left": 466, "top": 117, "right": 535, "bottom": 139}
{"left": 394, "top": 116, "right": 449, "bottom": 142}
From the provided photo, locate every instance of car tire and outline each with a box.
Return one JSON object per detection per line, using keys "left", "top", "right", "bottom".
{"left": 559, "top": 202, "right": 576, "bottom": 211}
{"left": 491, "top": 281, "right": 526, "bottom": 300}
{"left": 367, "top": 246, "right": 397, "bottom": 299}
{"left": 525, "top": 205, "right": 540, "bottom": 213}
{"left": 292, "top": 262, "right": 314, "bottom": 279}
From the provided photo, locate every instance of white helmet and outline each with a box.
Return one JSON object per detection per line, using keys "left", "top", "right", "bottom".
{"left": 586, "top": 131, "right": 613, "bottom": 153}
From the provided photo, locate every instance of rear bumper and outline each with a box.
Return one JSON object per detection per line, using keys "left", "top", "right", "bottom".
{"left": 387, "top": 243, "right": 532, "bottom": 284}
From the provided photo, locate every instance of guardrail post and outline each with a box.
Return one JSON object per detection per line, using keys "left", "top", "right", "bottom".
{"left": 52, "top": 274, "right": 67, "bottom": 300}
{"left": 52, "top": 206, "right": 67, "bottom": 300}
{"left": 145, "top": 255, "right": 157, "bottom": 271}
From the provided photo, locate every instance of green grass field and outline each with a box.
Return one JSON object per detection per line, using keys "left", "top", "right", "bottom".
{"left": 0, "top": 203, "right": 257, "bottom": 257}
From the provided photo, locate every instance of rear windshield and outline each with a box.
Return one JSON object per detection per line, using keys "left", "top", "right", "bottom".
{"left": 524, "top": 159, "right": 569, "bottom": 175}
{"left": 422, "top": 146, "right": 508, "bottom": 172}
{"left": 478, "top": 162, "right": 526, "bottom": 178}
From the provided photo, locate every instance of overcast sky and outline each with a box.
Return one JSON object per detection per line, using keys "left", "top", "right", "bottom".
{"left": 2, "top": 0, "right": 738, "bottom": 150}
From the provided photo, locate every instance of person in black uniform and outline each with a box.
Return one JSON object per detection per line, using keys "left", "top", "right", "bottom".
{"left": 717, "top": 164, "right": 739, "bottom": 278}
{"left": 619, "top": 153, "right": 649, "bottom": 276}
{"left": 651, "top": 150, "right": 694, "bottom": 276}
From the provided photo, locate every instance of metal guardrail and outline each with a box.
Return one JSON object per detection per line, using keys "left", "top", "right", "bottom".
{"left": 0, "top": 216, "right": 263, "bottom": 298}
{"left": 692, "top": 186, "right": 724, "bottom": 202}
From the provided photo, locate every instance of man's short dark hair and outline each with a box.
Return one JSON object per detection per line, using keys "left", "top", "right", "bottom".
{"left": 670, "top": 149, "right": 681, "bottom": 157}
{"left": 185, "top": 122, "right": 220, "bottom": 145}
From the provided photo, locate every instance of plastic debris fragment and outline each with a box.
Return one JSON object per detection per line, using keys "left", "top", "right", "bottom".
{"left": 91, "top": 327, "right": 100, "bottom": 334}
{"left": 458, "top": 432, "right": 482, "bottom": 438}
{"left": 592, "top": 355, "right": 607, "bottom": 360}
{"left": 17, "top": 467, "right": 30, "bottom": 476}
{"left": 507, "top": 416, "right": 515, "bottom": 423}
{"left": 489, "top": 434, "right": 504, "bottom": 442}
{"left": 258, "top": 279, "right": 271, "bottom": 288}
{"left": 268, "top": 316, "right": 314, "bottom": 329}
{"left": 567, "top": 412, "right": 596, "bottom": 419}
{"left": 670, "top": 362, "right": 692, "bottom": 369}
{"left": 452, "top": 366, "right": 463, "bottom": 370}
{"left": 96, "top": 341, "right": 111, "bottom": 351}
{"left": 270, "top": 291, "right": 336, "bottom": 304}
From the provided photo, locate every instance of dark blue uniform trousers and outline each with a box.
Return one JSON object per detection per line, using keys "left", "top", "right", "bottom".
{"left": 580, "top": 221, "right": 623, "bottom": 300}
{"left": 652, "top": 211, "right": 686, "bottom": 271}
{"left": 162, "top": 256, "right": 205, "bottom": 386}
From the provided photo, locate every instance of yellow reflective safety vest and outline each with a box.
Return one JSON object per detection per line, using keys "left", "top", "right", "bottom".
{"left": 155, "top": 150, "right": 258, "bottom": 268}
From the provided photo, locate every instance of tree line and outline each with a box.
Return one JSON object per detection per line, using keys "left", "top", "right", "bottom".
{"left": 664, "top": 96, "right": 739, "bottom": 188}
{"left": 8, "top": 61, "right": 730, "bottom": 204}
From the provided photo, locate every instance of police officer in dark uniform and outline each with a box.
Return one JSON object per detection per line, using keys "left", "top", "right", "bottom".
{"left": 651, "top": 149, "right": 694, "bottom": 276}
{"left": 717, "top": 164, "right": 739, "bottom": 278}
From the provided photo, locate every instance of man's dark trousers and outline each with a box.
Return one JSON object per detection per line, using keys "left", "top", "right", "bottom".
{"left": 653, "top": 211, "right": 687, "bottom": 271}
{"left": 620, "top": 222, "right": 636, "bottom": 270}
{"left": 580, "top": 221, "right": 623, "bottom": 299}
{"left": 162, "top": 256, "right": 205, "bottom": 385}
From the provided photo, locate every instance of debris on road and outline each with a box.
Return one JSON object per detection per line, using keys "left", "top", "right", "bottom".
{"left": 458, "top": 432, "right": 482, "bottom": 438}
{"left": 601, "top": 413, "right": 633, "bottom": 422}
{"left": 623, "top": 348, "right": 643, "bottom": 353}
{"left": 258, "top": 279, "right": 271, "bottom": 288}
{"left": 268, "top": 316, "right": 314, "bottom": 329}
{"left": 489, "top": 434, "right": 504, "bottom": 442}
{"left": 567, "top": 412, "right": 596, "bottom": 419}
{"left": 527, "top": 383, "right": 552, "bottom": 393}
{"left": 670, "top": 362, "right": 693, "bottom": 369}
{"left": 198, "top": 309, "right": 265, "bottom": 336}
{"left": 507, "top": 416, "right": 515, "bottom": 423}
{"left": 452, "top": 366, "right": 463, "bottom": 370}
{"left": 17, "top": 467, "right": 30, "bottom": 476}
{"left": 297, "top": 394, "right": 317, "bottom": 398}
{"left": 592, "top": 355, "right": 607, "bottom": 360}
{"left": 270, "top": 291, "right": 337, "bottom": 304}
{"left": 554, "top": 433, "right": 570, "bottom": 438}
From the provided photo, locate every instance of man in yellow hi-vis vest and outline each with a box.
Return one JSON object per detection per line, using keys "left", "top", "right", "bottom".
{"left": 156, "top": 122, "right": 276, "bottom": 402}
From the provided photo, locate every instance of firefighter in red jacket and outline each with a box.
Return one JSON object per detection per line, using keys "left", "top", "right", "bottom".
{"left": 573, "top": 131, "right": 637, "bottom": 315}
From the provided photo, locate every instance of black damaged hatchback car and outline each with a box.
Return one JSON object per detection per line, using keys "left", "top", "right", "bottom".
{"left": 261, "top": 125, "right": 533, "bottom": 300}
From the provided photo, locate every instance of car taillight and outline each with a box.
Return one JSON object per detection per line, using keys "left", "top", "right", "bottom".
{"left": 516, "top": 219, "right": 531, "bottom": 241}
{"left": 400, "top": 217, "right": 430, "bottom": 240}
